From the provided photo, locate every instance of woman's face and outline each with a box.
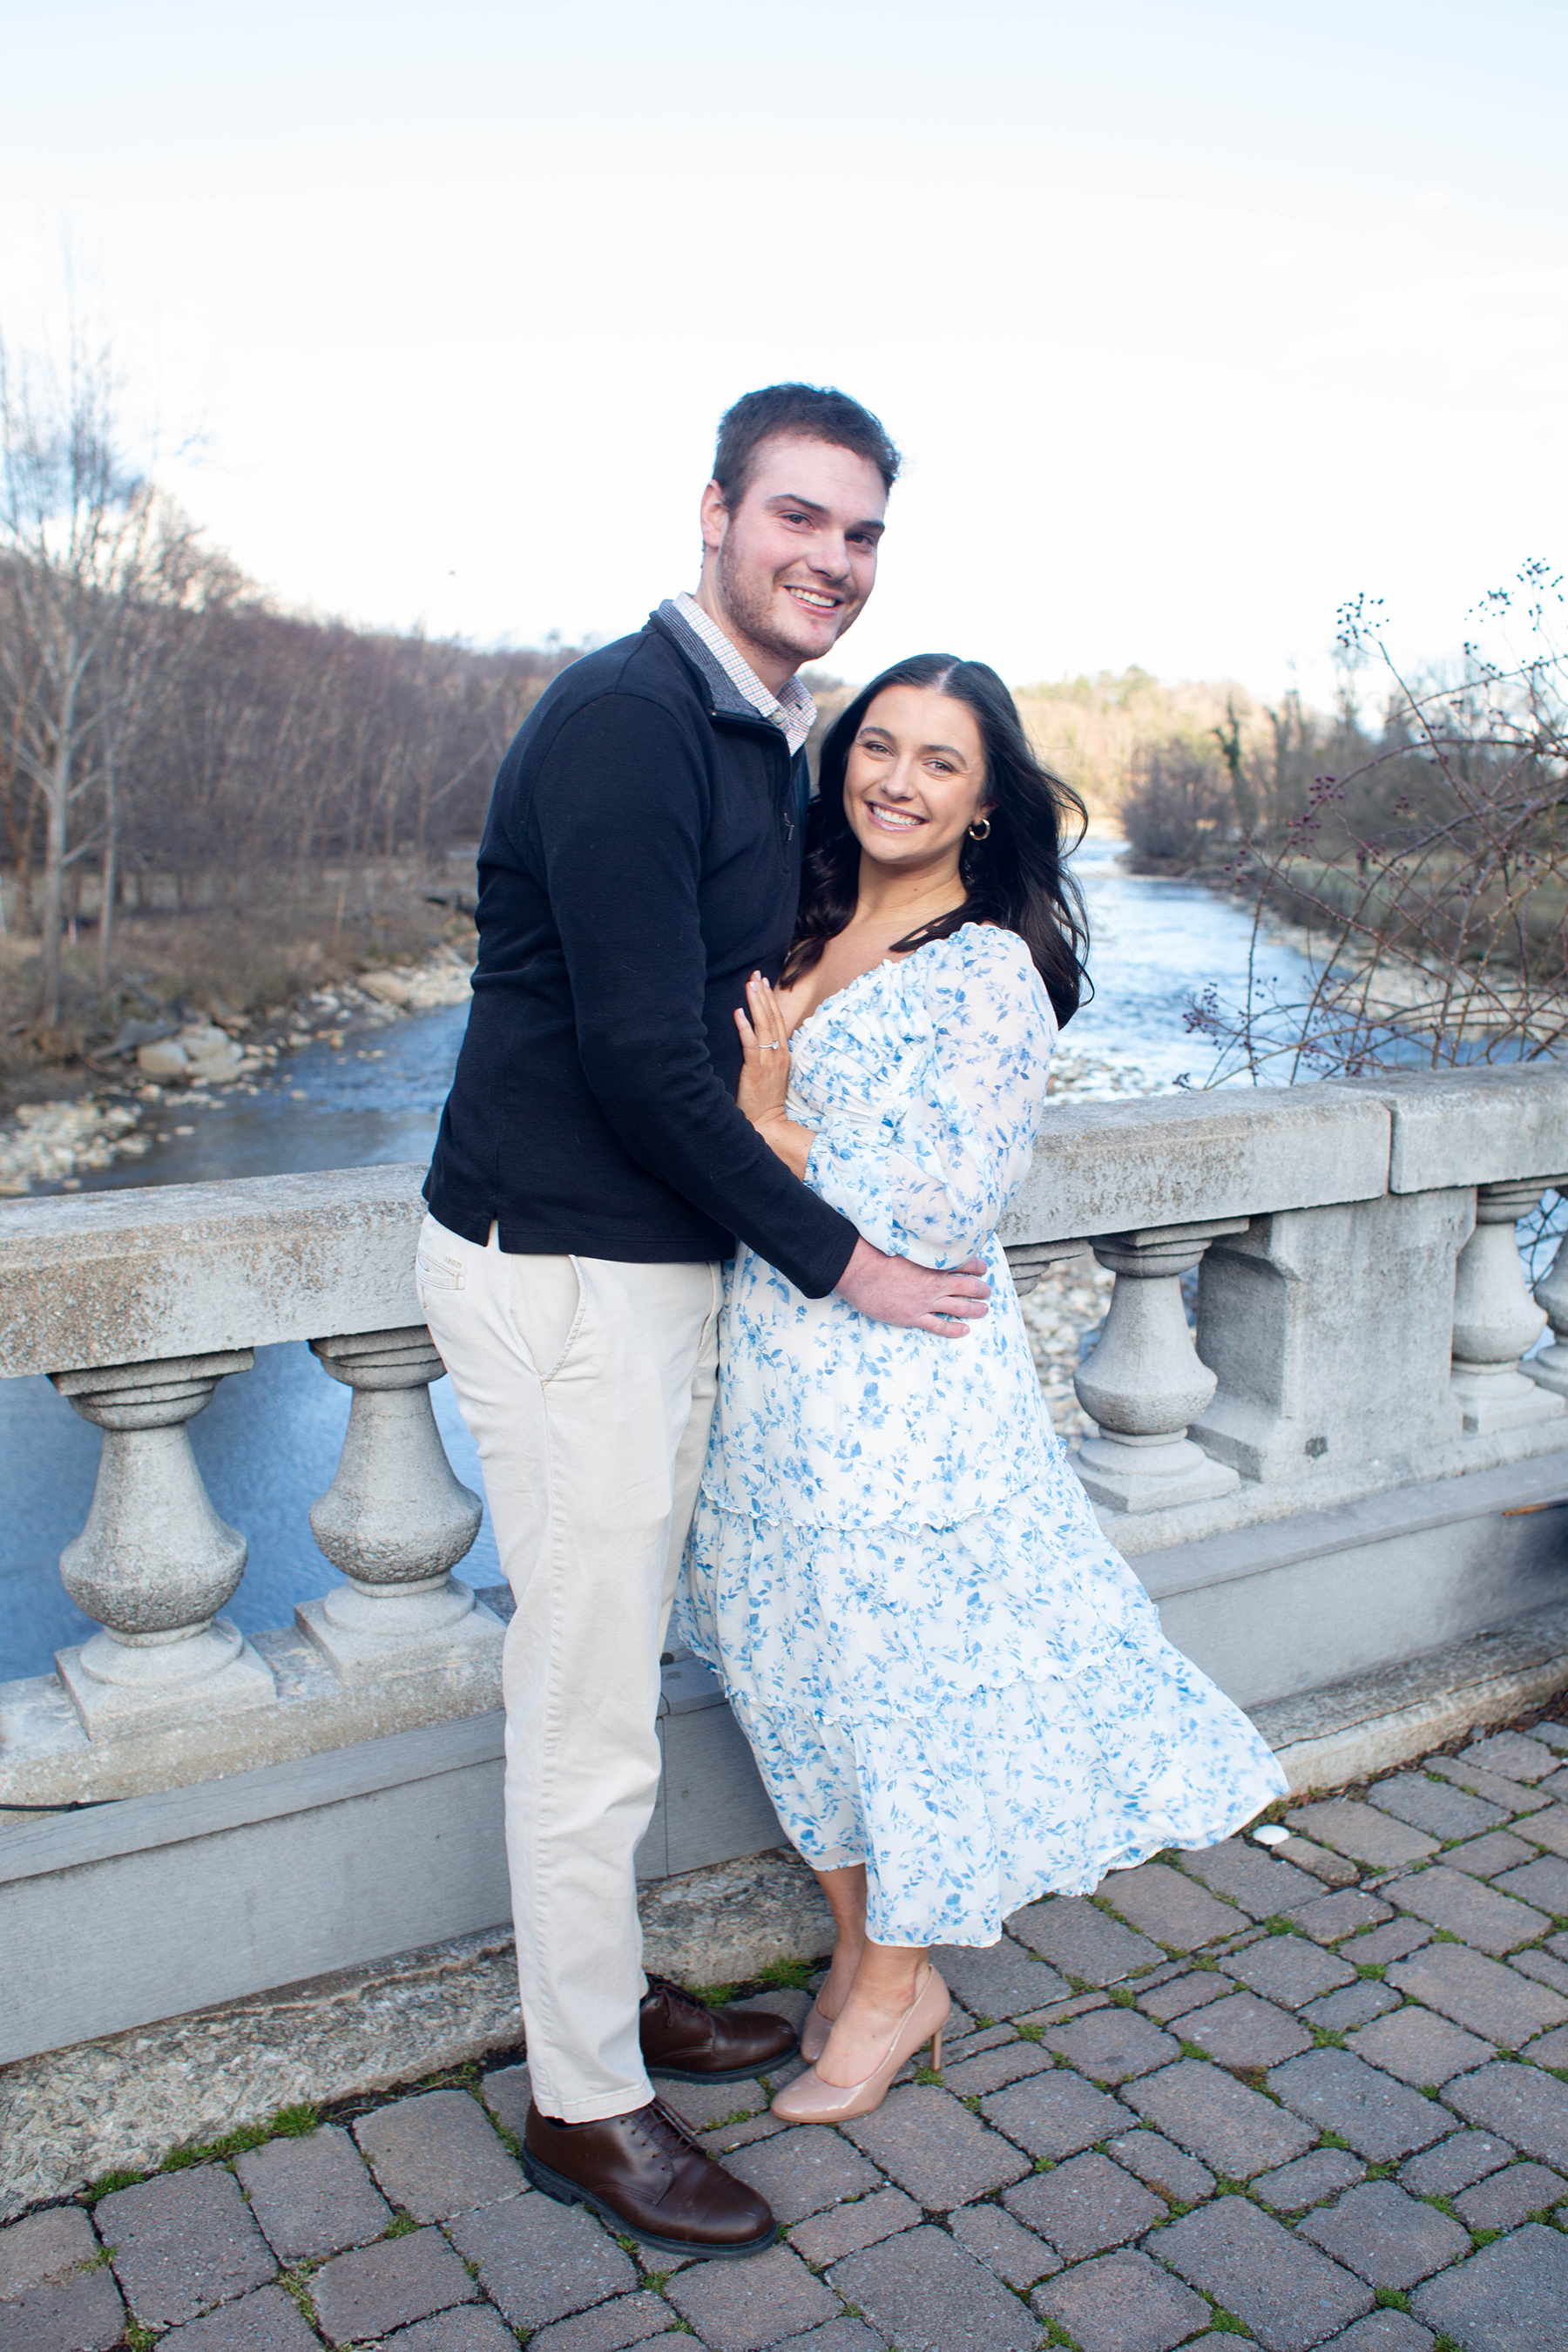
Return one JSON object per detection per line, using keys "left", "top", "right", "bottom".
{"left": 842, "top": 685, "right": 990, "bottom": 879}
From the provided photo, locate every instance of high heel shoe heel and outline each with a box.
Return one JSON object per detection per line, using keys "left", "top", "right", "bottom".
{"left": 770, "top": 1968, "right": 950, "bottom": 2125}
{"left": 800, "top": 2000, "right": 835, "bottom": 2066}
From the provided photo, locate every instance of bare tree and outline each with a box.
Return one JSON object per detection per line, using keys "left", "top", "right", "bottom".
{"left": 1188, "top": 566, "right": 1568, "bottom": 1083}
{"left": 0, "top": 329, "right": 218, "bottom": 1023}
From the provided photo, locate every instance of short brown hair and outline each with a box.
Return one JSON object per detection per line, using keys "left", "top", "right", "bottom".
{"left": 712, "top": 383, "right": 901, "bottom": 508}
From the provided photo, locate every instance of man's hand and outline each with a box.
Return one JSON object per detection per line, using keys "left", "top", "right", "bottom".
{"left": 835, "top": 1237, "right": 990, "bottom": 1337}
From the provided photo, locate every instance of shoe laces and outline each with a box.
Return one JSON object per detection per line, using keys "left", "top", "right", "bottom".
{"left": 645, "top": 1972, "right": 711, "bottom": 2019}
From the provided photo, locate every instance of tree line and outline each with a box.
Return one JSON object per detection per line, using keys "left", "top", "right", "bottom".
{"left": 0, "top": 338, "right": 575, "bottom": 1025}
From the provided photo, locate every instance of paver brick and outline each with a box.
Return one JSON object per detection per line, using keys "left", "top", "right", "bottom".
{"left": 1124, "top": 2057, "right": 1315, "bottom": 2176}
{"left": 929, "top": 1936, "right": 1071, "bottom": 2017}
{"left": 1006, "top": 1893, "right": 1163, "bottom": 1984}
{"left": 1179, "top": 1989, "right": 1314, "bottom": 2068}
{"left": 234, "top": 2124, "right": 392, "bottom": 2261}
{"left": 1462, "top": 1731, "right": 1560, "bottom": 1781}
{"left": 1222, "top": 1933, "right": 1359, "bottom": 2009}
{"left": 1517, "top": 1801, "right": 1568, "bottom": 1858}
{"left": 1296, "top": 2179, "right": 1470, "bottom": 2288}
{"left": 1398, "top": 2128, "right": 1516, "bottom": 2196}
{"left": 980, "top": 2068, "right": 1132, "bottom": 2160}
{"left": 1338, "top": 1919, "right": 1432, "bottom": 1968}
{"left": 354, "top": 2090, "right": 524, "bottom": 2220}
{"left": 1317, "top": 2317, "right": 1436, "bottom": 2351}
{"left": 842, "top": 2082, "right": 1029, "bottom": 2208}
{"left": 1531, "top": 1720, "right": 1568, "bottom": 1751}
{"left": 936, "top": 2037, "right": 1055, "bottom": 2096}
{"left": 1444, "top": 2058, "right": 1568, "bottom": 2166}
{"left": 1444, "top": 1828, "right": 1539, "bottom": 1877}
{"left": 1366, "top": 1772, "right": 1508, "bottom": 1843}
{"left": 1098, "top": 1860, "right": 1240, "bottom": 1948}
{"left": 1454, "top": 2158, "right": 1568, "bottom": 2231}
{"left": 1390, "top": 1862, "right": 1550, "bottom": 1954}
{"left": 1288, "top": 1800, "right": 1440, "bottom": 1869}
{"left": 787, "top": 2185, "right": 921, "bottom": 2265}
{"left": 1345, "top": 2002, "right": 1496, "bottom": 2085}
{"left": 668, "top": 2241, "right": 838, "bottom": 2352}
{"left": 0, "top": 2206, "right": 125, "bottom": 2352}
{"left": 1427, "top": 1754, "right": 1552, "bottom": 1813}
{"left": 1251, "top": 2148, "right": 1366, "bottom": 2211}
{"left": 157, "top": 2284, "right": 321, "bottom": 2352}
{"left": 1301, "top": 1981, "right": 1402, "bottom": 2032}
{"left": 723, "top": 2124, "right": 881, "bottom": 2224}
{"left": 1288, "top": 1891, "right": 1393, "bottom": 1945}
{"left": 1267, "top": 2048, "right": 1455, "bottom": 2161}
{"left": 1386, "top": 1940, "right": 1568, "bottom": 2044}
{"left": 1413, "top": 2221, "right": 1568, "bottom": 2350}
{"left": 662, "top": 2075, "right": 771, "bottom": 2132}
{"left": 445, "top": 2195, "right": 635, "bottom": 2334}
{"left": 1105, "top": 2126, "right": 1216, "bottom": 2204}
{"left": 1522, "top": 2021, "right": 1568, "bottom": 2065}
{"left": 479, "top": 2060, "right": 531, "bottom": 2140}
{"left": 1491, "top": 1851, "right": 1568, "bottom": 1917}
{"left": 1004, "top": 2149, "right": 1165, "bottom": 2257}
{"left": 383, "top": 2306, "right": 531, "bottom": 2352}
{"left": 1138, "top": 1971, "right": 1233, "bottom": 2022}
{"left": 1179, "top": 1838, "right": 1324, "bottom": 1916}
{"left": 1034, "top": 2246, "right": 1211, "bottom": 2352}
{"left": 1512, "top": 1943, "right": 1568, "bottom": 1997}
{"left": 834, "top": 2224, "right": 1037, "bottom": 2351}
{"left": 948, "top": 2199, "right": 1060, "bottom": 2288}
{"left": 1275, "top": 1834, "right": 1360, "bottom": 1888}
{"left": 1043, "top": 2005, "right": 1180, "bottom": 2081}
{"left": 97, "top": 2166, "right": 278, "bottom": 2328}
{"left": 767, "top": 2326, "right": 888, "bottom": 2352}
{"left": 309, "top": 2227, "right": 474, "bottom": 2347}
{"left": 1148, "top": 2195, "right": 1374, "bottom": 2350}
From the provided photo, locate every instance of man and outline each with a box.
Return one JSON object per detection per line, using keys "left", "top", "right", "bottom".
{"left": 419, "top": 383, "right": 989, "bottom": 2257}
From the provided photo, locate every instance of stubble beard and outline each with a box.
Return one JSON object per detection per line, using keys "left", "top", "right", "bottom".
{"left": 715, "top": 536, "right": 850, "bottom": 671}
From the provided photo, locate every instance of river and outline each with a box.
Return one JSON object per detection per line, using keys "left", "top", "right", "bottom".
{"left": 0, "top": 846, "right": 1319, "bottom": 1680}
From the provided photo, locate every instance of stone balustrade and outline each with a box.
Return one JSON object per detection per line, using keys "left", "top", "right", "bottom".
{"left": 5, "top": 1064, "right": 1568, "bottom": 2067}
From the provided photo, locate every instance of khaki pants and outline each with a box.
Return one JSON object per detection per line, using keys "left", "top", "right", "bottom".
{"left": 416, "top": 1214, "right": 720, "bottom": 2120}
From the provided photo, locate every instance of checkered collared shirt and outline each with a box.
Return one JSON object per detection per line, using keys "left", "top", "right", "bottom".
{"left": 672, "top": 591, "right": 816, "bottom": 756}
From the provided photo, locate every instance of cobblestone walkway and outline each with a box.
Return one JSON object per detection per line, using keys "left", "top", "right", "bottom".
{"left": 13, "top": 1724, "right": 1568, "bottom": 2352}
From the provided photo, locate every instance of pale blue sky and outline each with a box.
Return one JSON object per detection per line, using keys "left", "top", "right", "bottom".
{"left": 3, "top": 0, "right": 1565, "bottom": 701}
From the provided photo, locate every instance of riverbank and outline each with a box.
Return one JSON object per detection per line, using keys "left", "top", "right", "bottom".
{"left": 0, "top": 945, "right": 476, "bottom": 1197}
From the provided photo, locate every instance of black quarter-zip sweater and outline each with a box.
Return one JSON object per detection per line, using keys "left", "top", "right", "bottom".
{"left": 422, "top": 606, "right": 860, "bottom": 1298}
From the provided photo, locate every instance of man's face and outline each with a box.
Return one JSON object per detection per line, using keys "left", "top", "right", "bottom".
{"left": 700, "top": 434, "right": 887, "bottom": 684}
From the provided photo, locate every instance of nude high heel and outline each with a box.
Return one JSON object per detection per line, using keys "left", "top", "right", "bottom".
{"left": 799, "top": 1999, "right": 834, "bottom": 2066}
{"left": 770, "top": 1967, "right": 950, "bottom": 2125}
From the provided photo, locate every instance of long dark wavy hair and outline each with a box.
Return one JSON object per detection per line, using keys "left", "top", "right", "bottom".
{"left": 781, "top": 654, "right": 1091, "bottom": 1027}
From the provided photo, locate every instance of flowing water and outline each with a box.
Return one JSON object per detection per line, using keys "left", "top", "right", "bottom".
{"left": 0, "top": 848, "right": 1320, "bottom": 1680}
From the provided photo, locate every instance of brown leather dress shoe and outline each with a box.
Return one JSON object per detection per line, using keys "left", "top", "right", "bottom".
{"left": 639, "top": 1973, "right": 799, "bottom": 2082}
{"left": 523, "top": 2098, "right": 778, "bottom": 2259}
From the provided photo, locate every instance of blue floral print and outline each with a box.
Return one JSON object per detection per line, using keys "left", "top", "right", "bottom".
{"left": 678, "top": 923, "right": 1287, "bottom": 1948}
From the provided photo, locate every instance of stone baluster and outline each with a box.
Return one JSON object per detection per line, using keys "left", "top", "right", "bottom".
{"left": 49, "top": 1350, "right": 274, "bottom": 1733}
{"left": 1073, "top": 1219, "right": 1249, "bottom": 1512}
{"left": 295, "top": 1326, "right": 498, "bottom": 1680}
{"left": 1450, "top": 1179, "right": 1568, "bottom": 1436}
{"left": 1527, "top": 1184, "right": 1568, "bottom": 1398}
{"left": 1003, "top": 1238, "right": 1094, "bottom": 1298}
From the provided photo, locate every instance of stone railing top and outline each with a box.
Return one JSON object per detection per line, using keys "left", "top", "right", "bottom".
{"left": 3, "top": 1064, "right": 1567, "bottom": 1379}
{"left": 1350, "top": 1064, "right": 1568, "bottom": 1195}
{"left": 999, "top": 1083, "right": 1390, "bottom": 1247}
{"left": 0, "top": 1163, "right": 424, "bottom": 1381}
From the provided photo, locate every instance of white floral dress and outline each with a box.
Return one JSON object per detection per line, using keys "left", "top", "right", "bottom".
{"left": 677, "top": 923, "right": 1286, "bottom": 1947}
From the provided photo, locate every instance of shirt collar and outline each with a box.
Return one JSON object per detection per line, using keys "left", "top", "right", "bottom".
{"left": 667, "top": 591, "right": 816, "bottom": 757}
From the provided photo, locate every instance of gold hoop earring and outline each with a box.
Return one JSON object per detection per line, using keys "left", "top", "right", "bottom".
{"left": 968, "top": 816, "right": 992, "bottom": 841}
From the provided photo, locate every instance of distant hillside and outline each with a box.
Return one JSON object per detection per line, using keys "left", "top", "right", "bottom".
{"left": 1013, "top": 668, "right": 1266, "bottom": 821}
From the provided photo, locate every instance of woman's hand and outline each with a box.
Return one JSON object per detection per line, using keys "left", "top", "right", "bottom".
{"left": 735, "top": 972, "right": 814, "bottom": 1179}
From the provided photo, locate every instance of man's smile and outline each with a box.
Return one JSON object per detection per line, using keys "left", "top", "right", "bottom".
{"left": 783, "top": 583, "right": 842, "bottom": 612}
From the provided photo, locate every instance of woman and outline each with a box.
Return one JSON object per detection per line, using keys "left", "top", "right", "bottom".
{"left": 677, "top": 655, "right": 1286, "bottom": 2126}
